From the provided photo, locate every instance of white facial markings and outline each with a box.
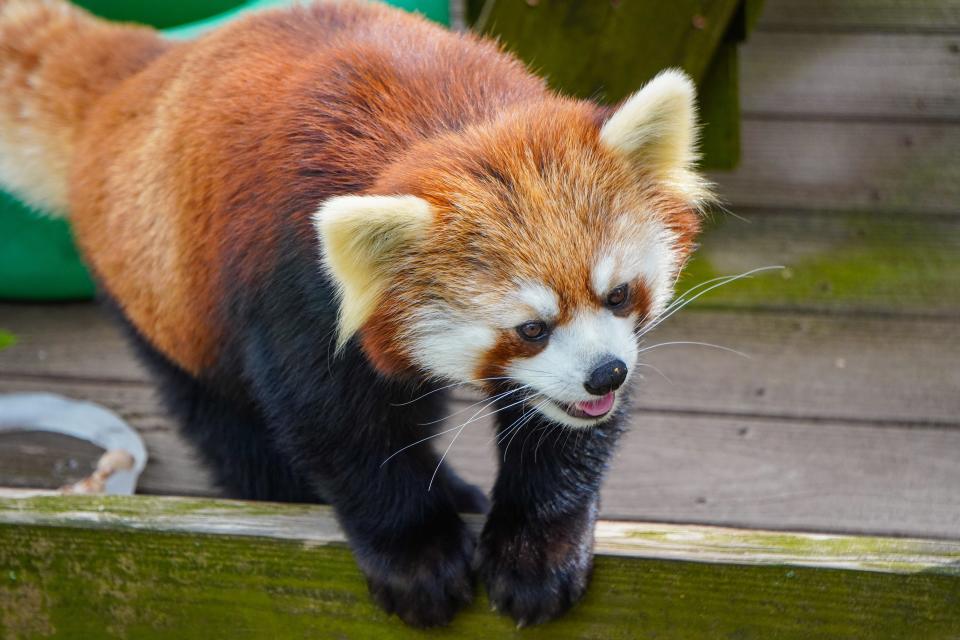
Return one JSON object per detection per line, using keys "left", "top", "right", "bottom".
{"left": 515, "top": 281, "right": 560, "bottom": 323}
{"left": 490, "top": 280, "right": 561, "bottom": 328}
{"left": 407, "top": 304, "right": 496, "bottom": 382}
{"left": 506, "top": 308, "right": 639, "bottom": 427}
{"left": 591, "top": 255, "right": 617, "bottom": 299}
{"left": 606, "top": 213, "right": 682, "bottom": 317}
{"left": 506, "top": 215, "right": 682, "bottom": 428}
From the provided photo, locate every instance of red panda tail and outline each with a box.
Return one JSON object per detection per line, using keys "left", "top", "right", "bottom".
{"left": 0, "top": 0, "right": 170, "bottom": 215}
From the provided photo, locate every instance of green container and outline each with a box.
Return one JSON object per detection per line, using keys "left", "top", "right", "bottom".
{"left": 0, "top": 0, "right": 449, "bottom": 300}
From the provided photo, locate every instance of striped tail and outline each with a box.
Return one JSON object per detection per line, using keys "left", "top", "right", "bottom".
{"left": 0, "top": 0, "right": 168, "bottom": 214}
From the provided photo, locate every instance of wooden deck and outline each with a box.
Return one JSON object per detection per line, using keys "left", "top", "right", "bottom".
{"left": 2, "top": 0, "right": 960, "bottom": 541}
{"left": 2, "top": 290, "right": 958, "bottom": 538}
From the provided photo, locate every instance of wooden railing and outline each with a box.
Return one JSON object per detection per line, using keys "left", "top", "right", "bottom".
{"left": 1, "top": 491, "right": 958, "bottom": 638}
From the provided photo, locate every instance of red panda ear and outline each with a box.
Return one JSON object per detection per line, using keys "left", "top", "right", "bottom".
{"left": 313, "top": 194, "right": 432, "bottom": 349}
{"left": 600, "top": 69, "right": 711, "bottom": 207}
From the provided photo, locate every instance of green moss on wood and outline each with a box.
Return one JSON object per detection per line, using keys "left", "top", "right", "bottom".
{"left": 696, "top": 40, "right": 740, "bottom": 170}
{"left": 0, "top": 330, "right": 15, "bottom": 351}
{"left": 1, "top": 494, "right": 960, "bottom": 638}
{"left": 682, "top": 212, "right": 960, "bottom": 314}
{"left": 1, "top": 524, "right": 959, "bottom": 639}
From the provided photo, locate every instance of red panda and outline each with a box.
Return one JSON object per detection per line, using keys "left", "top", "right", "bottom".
{"left": 0, "top": 0, "right": 708, "bottom": 627}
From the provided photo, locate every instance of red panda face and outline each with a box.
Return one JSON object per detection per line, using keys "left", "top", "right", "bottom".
{"left": 316, "top": 71, "right": 708, "bottom": 428}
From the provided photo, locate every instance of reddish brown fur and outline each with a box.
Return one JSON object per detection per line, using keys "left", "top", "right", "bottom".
{"left": 0, "top": 0, "right": 699, "bottom": 378}
{"left": 370, "top": 101, "right": 699, "bottom": 380}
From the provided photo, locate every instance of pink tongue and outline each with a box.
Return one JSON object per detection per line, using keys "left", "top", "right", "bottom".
{"left": 576, "top": 392, "right": 615, "bottom": 417}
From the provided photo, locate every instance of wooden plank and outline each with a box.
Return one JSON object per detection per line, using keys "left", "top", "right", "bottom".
{"left": 4, "top": 373, "right": 960, "bottom": 537}
{"left": 467, "top": 0, "right": 746, "bottom": 166}
{"left": 758, "top": 0, "right": 960, "bottom": 33}
{"left": 686, "top": 211, "right": 960, "bottom": 316}
{"left": 698, "top": 40, "right": 742, "bottom": 170}
{"left": 632, "top": 312, "right": 960, "bottom": 425}
{"left": 467, "top": 0, "right": 741, "bottom": 96}
{"left": 740, "top": 32, "right": 960, "bottom": 119}
{"left": 0, "top": 494, "right": 958, "bottom": 639}
{"left": 3, "top": 304, "right": 959, "bottom": 424}
{"left": 437, "top": 407, "right": 960, "bottom": 539}
{"left": 708, "top": 119, "right": 960, "bottom": 214}
{"left": 0, "top": 303, "right": 148, "bottom": 382}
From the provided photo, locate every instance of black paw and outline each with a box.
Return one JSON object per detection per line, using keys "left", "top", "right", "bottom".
{"left": 476, "top": 518, "right": 594, "bottom": 627}
{"left": 359, "top": 519, "right": 476, "bottom": 627}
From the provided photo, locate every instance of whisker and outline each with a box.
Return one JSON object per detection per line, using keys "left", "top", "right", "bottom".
{"left": 633, "top": 362, "right": 673, "bottom": 384}
{"left": 636, "top": 340, "right": 751, "bottom": 359}
{"left": 379, "top": 423, "right": 467, "bottom": 468}
{"left": 427, "top": 385, "right": 557, "bottom": 491}
{"left": 416, "top": 385, "right": 528, "bottom": 426}
{"left": 502, "top": 397, "right": 551, "bottom": 461}
{"left": 390, "top": 376, "right": 514, "bottom": 406}
{"left": 637, "top": 266, "right": 784, "bottom": 339}
{"left": 533, "top": 423, "right": 563, "bottom": 461}
{"left": 384, "top": 389, "right": 528, "bottom": 468}
{"left": 499, "top": 379, "right": 571, "bottom": 453}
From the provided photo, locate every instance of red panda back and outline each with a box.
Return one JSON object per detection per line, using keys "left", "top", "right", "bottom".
{"left": 61, "top": 2, "right": 546, "bottom": 374}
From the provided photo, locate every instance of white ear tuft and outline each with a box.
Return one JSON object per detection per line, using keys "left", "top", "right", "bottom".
{"left": 600, "top": 69, "right": 709, "bottom": 204}
{"left": 313, "top": 194, "right": 432, "bottom": 349}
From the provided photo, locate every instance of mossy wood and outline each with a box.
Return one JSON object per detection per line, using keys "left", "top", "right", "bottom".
{"left": 467, "top": 0, "right": 761, "bottom": 169}
{"left": 1, "top": 493, "right": 959, "bottom": 639}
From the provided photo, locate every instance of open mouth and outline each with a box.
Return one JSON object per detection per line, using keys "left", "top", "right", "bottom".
{"left": 561, "top": 392, "right": 616, "bottom": 420}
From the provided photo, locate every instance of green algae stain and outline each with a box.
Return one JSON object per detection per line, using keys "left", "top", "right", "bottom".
{"left": 1, "top": 523, "right": 959, "bottom": 640}
{"left": 0, "top": 330, "right": 15, "bottom": 352}
{"left": 681, "top": 213, "right": 960, "bottom": 314}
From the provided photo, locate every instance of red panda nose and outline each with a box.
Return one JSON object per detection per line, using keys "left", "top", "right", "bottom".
{"left": 584, "top": 359, "right": 628, "bottom": 396}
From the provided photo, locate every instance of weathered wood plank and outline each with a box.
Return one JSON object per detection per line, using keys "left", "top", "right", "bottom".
{"left": 4, "top": 373, "right": 960, "bottom": 537}
{"left": 740, "top": 32, "right": 960, "bottom": 119}
{"left": 0, "top": 494, "right": 958, "bottom": 639}
{"left": 709, "top": 119, "right": 960, "bottom": 214}
{"left": 0, "top": 302, "right": 147, "bottom": 382}
{"left": 4, "top": 303, "right": 959, "bottom": 423}
{"left": 686, "top": 211, "right": 960, "bottom": 315}
{"left": 438, "top": 410, "right": 960, "bottom": 539}
{"left": 758, "top": 0, "right": 960, "bottom": 33}
{"left": 468, "top": 0, "right": 741, "bottom": 97}
{"left": 467, "top": 0, "right": 748, "bottom": 167}
{"left": 2, "top": 493, "right": 959, "bottom": 570}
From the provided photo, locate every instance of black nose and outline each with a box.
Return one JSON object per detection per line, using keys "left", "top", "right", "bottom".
{"left": 584, "top": 359, "right": 628, "bottom": 396}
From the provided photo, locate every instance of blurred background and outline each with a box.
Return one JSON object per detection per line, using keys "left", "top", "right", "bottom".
{"left": 0, "top": 0, "right": 958, "bottom": 539}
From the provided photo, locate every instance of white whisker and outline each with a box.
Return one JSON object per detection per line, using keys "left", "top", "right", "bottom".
{"left": 636, "top": 340, "right": 750, "bottom": 359}
{"left": 633, "top": 362, "right": 673, "bottom": 384}
{"left": 637, "top": 266, "right": 784, "bottom": 339}
{"left": 417, "top": 385, "right": 528, "bottom": 426}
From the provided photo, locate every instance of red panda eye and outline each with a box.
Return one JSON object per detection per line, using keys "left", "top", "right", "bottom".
{"left": 606, "top": 284, "right": 629, "bottom": 308}
{"left": 517, "top": 321, "right": 549, "bottom": 341}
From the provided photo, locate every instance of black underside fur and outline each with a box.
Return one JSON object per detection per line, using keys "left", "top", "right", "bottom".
{"left": 97, "top": 226, "right": 624, "bottom": 627}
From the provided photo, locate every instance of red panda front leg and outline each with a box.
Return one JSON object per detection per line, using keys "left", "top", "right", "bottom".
{"left": 244, "top": 328, "right": 477, "bottom": 627}
{"left": 476, "top": 400, "right": 625, "bottom": 627}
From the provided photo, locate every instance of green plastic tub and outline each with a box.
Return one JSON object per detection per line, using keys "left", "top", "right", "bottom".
{"left": 0, "top": 0, "right": 449, "bottom": 300}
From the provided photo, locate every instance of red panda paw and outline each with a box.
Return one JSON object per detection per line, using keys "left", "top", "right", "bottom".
{"left": 359, "top": 518, "right": 476, "bottom": 628}
{"left": 475, "top": 515, "right": 594, "bottom": 627}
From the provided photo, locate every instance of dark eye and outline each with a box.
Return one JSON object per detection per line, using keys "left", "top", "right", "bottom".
{"left": 606, "top": 283, "right": 629, "bottom": 308}
{"left": 517, "top": 321, "right": 549, "bottom": 342}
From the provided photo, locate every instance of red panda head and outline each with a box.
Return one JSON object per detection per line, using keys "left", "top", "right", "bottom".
{"left": 314, "top": 70, "right": 710, "bottom": 427}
